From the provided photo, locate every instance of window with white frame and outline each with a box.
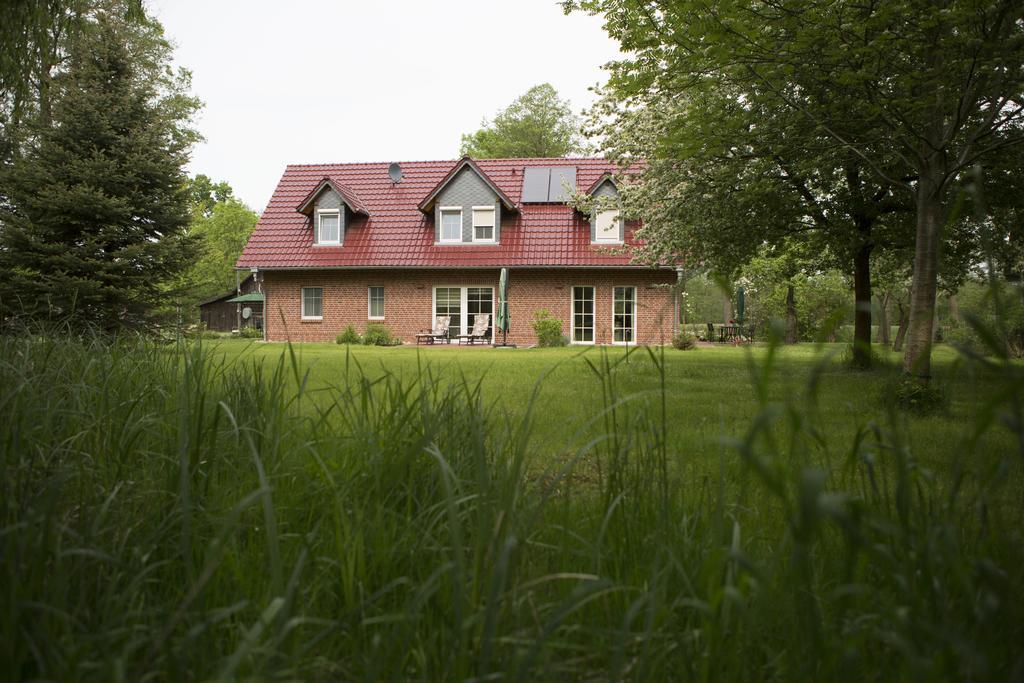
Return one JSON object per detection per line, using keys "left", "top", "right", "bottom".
{"left": 594, "top": 209, "right": 622, "bottom": 243}
{"left": 440, "top": 207, "right": 462, "bottom": 243}
{"left": 472, "top": 206, "right": 495, "bottom": 242}
{"left": 613, "top": 286, "right": 636, "bottom": 343}
{"left": 301, "top": 287, "right": 323, "bottom": 319}
{"left": 317, "top": 210, "right": 341, "bottom": 245}
{"left": 368, "top": 286, "right": 384, "bottom": 319}
{"left": 572, "top": 286, "right": 595, "bottom": 343}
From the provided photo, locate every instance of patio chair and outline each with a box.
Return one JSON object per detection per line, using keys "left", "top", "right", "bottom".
{"left": 415, "top": 316, "right": 451, "bottom": 345}
{"left": 706, "top": 322, "right": 715, "bottom": 342}
{"left": 457, "top": 314, "right": 490, "bottom": 345}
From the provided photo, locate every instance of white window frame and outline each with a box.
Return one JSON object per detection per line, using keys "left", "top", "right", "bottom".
{"left": 368, "top": 286, "right": 384, "bottom": 320}
{"left": 612, "top": 286, "right": 637, "bottom": 345}
{"left": 593, "top": 209, "right": 623, "bottom": 244}
{"left": 471, "top": 205, "right": 496, "bottom": 243}
{"left": 571, "top": 285, "right": 596, "bottom": 345}
{"left": 301, "top": 286, "right": 323, "bottom": 320}
{"left": 316, "top": 209, "right": 341, "bottom": 246}
{"left": 439, "top": 206, "right": 463, "bottom": 244}
{"left": 432, "top": 285, "right": 494, "bottom": 340}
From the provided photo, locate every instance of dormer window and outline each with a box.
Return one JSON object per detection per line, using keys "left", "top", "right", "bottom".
{"left": 440, "top": 207, "right": 462, "bottom": 243}
{"left": 472, "top": 206, "right": 495, "bottom": 242}
{"left": 317, "top": 209, "right": 341, "bottom": 245}
{"left": 594, "top": 209, "right": 623, "bottom": 243}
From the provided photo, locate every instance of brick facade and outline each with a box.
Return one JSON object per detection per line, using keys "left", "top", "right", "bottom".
{"left": 262, "top": 268, "right": 678, "bottom": 345}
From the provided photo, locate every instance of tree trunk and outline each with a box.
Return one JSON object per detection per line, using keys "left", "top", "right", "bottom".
{"left": 903, "top": 172, "right": 946, "bottom": 382}
{"left": 785, "top": 283, "right": 798, "bottom": 343}
{"left": 948, "top": 294, "right": 959, "bottom": 323}
{"left": 852, "top": 242, "right": 873, "bottom": 369}
{"left": 876, "top": 293, "right": 890, "bottom": 346}
{"left": 722, "top": 294, "right": 731, "bottom": 325}
{"left": 893, "top": 299, "right": 909, "bottom": 352}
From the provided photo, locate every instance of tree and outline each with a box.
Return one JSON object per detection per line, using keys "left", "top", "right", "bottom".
{"left": 569, "top": 0, "right": 1024, "bottom": 382}
{"left": 0, "top": 15, "right": 200, "bottom": 330}
{"left": 459, "top": 83, "right": 589, "bottom": 158}
{"left": 184, "top": 193, "right": 258, "bottom": 305}
{"left": 0, "top": 0, "right": 145, "bottom": 159}
{"left": 587, "top": 88, "right": 913, "bottom": 366}
{"left": 187, "top": 173, "right": 235, "bottom": 218}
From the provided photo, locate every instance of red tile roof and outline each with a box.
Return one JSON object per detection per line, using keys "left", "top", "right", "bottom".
{"left": 237, "top": 157, "right": 653, "bottom": 270}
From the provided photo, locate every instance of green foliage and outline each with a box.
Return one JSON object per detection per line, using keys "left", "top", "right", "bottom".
{"left": 335, "top": 324, "right": 361, "bottom": 345}
{"left": 882, "top": 375, "right": 949, "bottom": 415}
{"left": 187, "top": 173, "right": 235, "bottom": 218}
{"left": 459, "top": 83, "right": 589, "bottom": 158}
{"left": 362, "top": 322, "right": 397, "bottom": 346}
{"left": 740, "top": 255, "right": 851, "bottom": 342}
{"left": 0, "top": 15, "right": 200, "bottom": 331}
{"left": 672, "top": 331, "right": 696, "bottom": 350}
{"left": 946, "top": 278, "right": 1024, "bottom": 358}
{"left": 571, "top": 0, "right": 1024, "bottom": 378}
{"left": 236, "top": 326, "right": 261, "bottom": 339}
{"left": 182, "top": 196, "right": 258, "bottom": 307}
{"left": 531, "top": 309, "right": 567, "bottom": 347}
{"left": 0, "top": 335, "right": 1020, "bottom": 679}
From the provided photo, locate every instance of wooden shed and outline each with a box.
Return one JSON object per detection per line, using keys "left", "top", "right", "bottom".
{"left": 199, "top": 274, "right": 264, "bottom": 332}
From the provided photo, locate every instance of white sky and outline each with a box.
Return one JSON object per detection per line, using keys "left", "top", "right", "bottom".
{"left": 148, "top": 0, "right": 622, "bottom": 213}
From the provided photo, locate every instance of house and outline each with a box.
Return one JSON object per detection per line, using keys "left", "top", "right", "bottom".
{"left": 198, "top": 273, "right": 264, "bottom": 332}
{"left": 236, "top": 157, "right": 680, "bottom": 345}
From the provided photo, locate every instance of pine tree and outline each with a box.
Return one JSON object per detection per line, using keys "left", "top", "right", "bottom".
{"left": 0, "top": 16, "right": 199, "bottom": 331}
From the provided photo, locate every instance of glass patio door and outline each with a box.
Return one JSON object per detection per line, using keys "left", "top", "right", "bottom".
{"left": 572, "top": 286, "right": 594, "bottom": 343}
{"left": 434, "top": 286, "right": 494, "bottom": 339}
{"left": 613, "top": 286, "right": 636, "bottom": 343}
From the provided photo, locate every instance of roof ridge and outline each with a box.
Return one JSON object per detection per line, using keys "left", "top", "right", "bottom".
{"left": 284, "top": 156, "right": 615, "bottom": 168}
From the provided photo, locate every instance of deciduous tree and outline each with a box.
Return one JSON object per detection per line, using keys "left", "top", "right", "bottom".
{"left": 569, "top": 0, "right": 1024, "bottom": 381}
{"left": 460, "top": 83, "right": 589, "bottom": 158}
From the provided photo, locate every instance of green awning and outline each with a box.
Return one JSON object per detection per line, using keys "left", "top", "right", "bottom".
{"left": 226, "top": 292, "right": 264, "bottom": 303}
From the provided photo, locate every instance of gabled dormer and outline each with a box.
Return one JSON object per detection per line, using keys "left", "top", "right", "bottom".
{"left": 586, "top": 173, "right": 624, "bottom": 245}
{"left": 418, "top": 157, "right": 516, "bottom": 245}
{"left": 296, "top": 177, "right": 370, "bottom": 246}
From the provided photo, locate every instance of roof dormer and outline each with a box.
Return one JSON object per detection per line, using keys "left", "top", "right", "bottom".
{"left": 296, "top": 177, "right": 370, "bottom": 247}
{"left": 417, "top": 156, "right": 516, "bottom": 214}
{"left": 419, "top": 157, "right": 515, "bottom": 245}
{"left": 587, "top": 174, "right": 624, "bottom": 245}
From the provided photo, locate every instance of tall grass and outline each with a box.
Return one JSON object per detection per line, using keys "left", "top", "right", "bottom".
{"left": 1, "top": 333, "right": 1021, "bottom": 680}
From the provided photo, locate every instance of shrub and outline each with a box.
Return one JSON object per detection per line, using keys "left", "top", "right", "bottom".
{"left": 336, "top": 325, "right": 361, "bottom": 345}
{"left": 672, "top": 332, "right": 697, "bottom": 350}
{"left": 363, "top": 322, "right": 399, "bottom": 346}
{"left": 531, "top": 309, "right": 567, "bottom": 347}
{"left": 237, "top": 326, "right": 262, "bottom": 339}
{"left": 881, "top": 375, "right": 949, "bottom": 415}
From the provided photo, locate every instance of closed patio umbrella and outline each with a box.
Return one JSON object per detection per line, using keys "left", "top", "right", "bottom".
{"left": 495, "top": 268, "right": 514, "bottom": 348}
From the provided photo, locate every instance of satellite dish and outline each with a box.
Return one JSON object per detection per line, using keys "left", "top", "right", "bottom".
{"left": 242, "top": 306, "right": 252, "bottom": 320}
{"left": 388, "top": 162, "right": 403, "bottom": 184}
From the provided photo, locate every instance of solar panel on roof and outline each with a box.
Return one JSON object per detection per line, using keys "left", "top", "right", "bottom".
{"left": 521, "top": 167, "right": 550, "bottom": 202}
{"left": 522, "top": 166, "right": 579, "bottom": 202}
{"left": 547, "top": 167, "right": 577, "bottom": 201}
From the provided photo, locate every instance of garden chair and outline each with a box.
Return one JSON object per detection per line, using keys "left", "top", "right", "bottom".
{"left": 457, "top": 314, "right": 490, "bottom": 345}
{"left": 415, "top": 316, "right": 451, "bottom": 345}
{"left": 706, "top": 322, "right": 715, "bottom": 342}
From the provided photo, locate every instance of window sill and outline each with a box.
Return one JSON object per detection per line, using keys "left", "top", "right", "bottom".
{"left": 592, "top": 241, "right": 624, "bottom": 246}
{"left": 300, "top": 317, "right": 323, "bottom": 323}
{"left": 368, "top": 317, "right": 385, "bottom": 321}
{"left": 435, "top": 241, "right": 499, "bottom": 246}
{"left": 312, "top": 243, "right": 342, "bottom": 248}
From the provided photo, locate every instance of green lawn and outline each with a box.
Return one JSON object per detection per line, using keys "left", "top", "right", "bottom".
{"left": 2, "top": 335, "right": 1021, "bottom": 680}
{"left": 212, "top": 339, "right": 1011, "bottom": 476}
